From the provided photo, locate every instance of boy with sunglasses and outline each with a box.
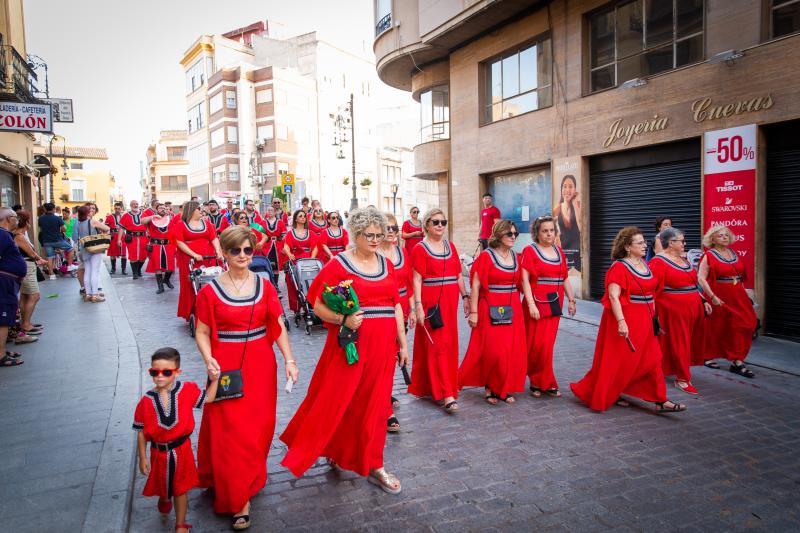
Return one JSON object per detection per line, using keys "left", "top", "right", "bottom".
{"left": 133, "top": 347, "right": 220, "bottom": 533}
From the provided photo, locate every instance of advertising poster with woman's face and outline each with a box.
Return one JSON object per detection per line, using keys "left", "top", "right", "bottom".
{"left": 553, "top": 159, "right": 582, "bottom": 276}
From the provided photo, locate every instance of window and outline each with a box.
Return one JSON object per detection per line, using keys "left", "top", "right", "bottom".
{"left": 382, "top": 164, "right": 400, "bottom": 184}
{"left": 212, "top": 165, "right": 226, "bottom": 183}
{"left": 227, "top": 126, "right": 238, "bottom": 144}
{"left": 167, "top": 146, "right": 186, "bottom": 161}
{"left": 185, "top": 58, "right": 207, "bottom": 94}
{"left": 276, "top": 124, "right": 288, "bottom": 140}
{"left": 70, "top": 180, "right": 85, "bottom": 201}
{"left": 69, "top": 162, "right": 83, "bottom": 170}
{"left": 226, "top": 90, "right": 237, "bottom": 109}
{"left": 277, "top": 162, "right": 290, "bottom": 174}
{"left": 188, "top": 143, "right": 208, "bottom": 172}
{"left": 228, "top": 163, "right": 240, "bottom": 181}
{"left": 420, "top": 85, "right": 450, "bottom": 142}
{"left": 211, "top": 128, "right": 225, "bottom": 148}
{"left": 209, "top": 92, "right": 223, "bottom": 115}
{"left": 187, "top": 103, "right": 205, "bottom": 133}
{"left": 588, "top": 0, "right": 704, "bottom": 92}
{"left": 375, "top": 0, "right": 392, "bottom": 36}
{"left": 484, "top": 36, "right": 552, "bottom": 123}
{"left": 257, "top": 124, "right": 274, "bottom": 142}
{"left": 256, "top": 89, "right": 273, "bottom": 103}
{"left": 260, "top": 162, "right": 275, "bottom": 177}
{"left": 772, "top": 0, "right": 800, "bottom": 38}
{"left": 161, "top": 175, "right": 188, "bottom": 191}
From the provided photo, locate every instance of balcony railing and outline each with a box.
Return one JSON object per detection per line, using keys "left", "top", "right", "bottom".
{"left": 0, "top": 45, "right": 40, "bottom": 102}
{"left": 375, "top": 13, "right": 392, "bottom": 37}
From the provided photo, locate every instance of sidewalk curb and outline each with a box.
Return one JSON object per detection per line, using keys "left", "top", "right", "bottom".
{"left": 81, "top": 268, "right": 141, "bottom": 533}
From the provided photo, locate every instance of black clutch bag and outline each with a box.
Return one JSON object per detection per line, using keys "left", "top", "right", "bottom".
{"left": 338, "top": 325, "right": 358, "bottom": 347}
{"left": 36, "top": 266, "right": 46, "bottom": 282}
{"left": 401, "top": 364, "right": 412, "bottom": 385}
{"left": 124, "top": 234, "right": 133, "bottom": 243}
{"left": 426, "top": 305, "right": 444, "bottom": 329}
{"left": 489, "top": 305, "right": 513, "bottom": 325}
{"left": 547, "top": 292, "right": 563, "bottom": 317}
{"left": 214, "top": 369, "right": 244, "bottom": 401}
{"left": 652, "top": 316, "right": 662, "bottom": 336}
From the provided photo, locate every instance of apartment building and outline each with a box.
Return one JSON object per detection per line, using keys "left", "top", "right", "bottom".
{"left": 145, "top": 130, "right": 190, "bottom": 206}
{"left": 374, "top": 0, "right": 800, "bottom": 339}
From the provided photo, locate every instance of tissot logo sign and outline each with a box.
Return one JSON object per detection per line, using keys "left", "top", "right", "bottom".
{"left": 703, "top": 124, "right": 756, "bottom": 288}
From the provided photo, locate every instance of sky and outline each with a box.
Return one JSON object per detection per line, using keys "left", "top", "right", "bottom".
{"left": 23, "top": 0, "right": 409, "bottom": 199}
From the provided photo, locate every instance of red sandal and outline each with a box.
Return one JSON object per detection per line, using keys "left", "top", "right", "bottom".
{"left": 175, "top": 524, "right": 192, "bottom": 532}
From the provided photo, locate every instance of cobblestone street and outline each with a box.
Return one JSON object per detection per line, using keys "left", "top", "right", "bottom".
{"left": 114, "top": 272, "right": 800, "bottom": 533}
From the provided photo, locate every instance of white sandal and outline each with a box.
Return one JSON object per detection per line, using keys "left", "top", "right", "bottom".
{"left": 368, "top": 468, "right": 401, "bottom": 495}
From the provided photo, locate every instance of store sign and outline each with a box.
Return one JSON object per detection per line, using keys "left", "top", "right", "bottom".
{"left": 703, "top": 124, "right": 756, "bottom": 288}
{"left": 603, "top": 115, "right": 668, "bottom": 148}
{"left": 691, "top": 94, "right": 773, "bottom": 123}
{"left": 42, "top": 98, "right": 74, "bottom": 123}
{"left": 0, "top": 102, "right": 53, "bottom": 133}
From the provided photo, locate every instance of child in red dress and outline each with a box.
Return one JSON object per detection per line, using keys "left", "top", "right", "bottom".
{"left": 133, "top": 348, "right": 219, "bottom": 533}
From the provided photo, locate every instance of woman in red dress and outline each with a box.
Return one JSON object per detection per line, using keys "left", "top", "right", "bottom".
{"left": 262, "top": 206, "right": 287, "bottom": 285}
{"left": 410, "top": 208, "right": 470, "bottom": 413}
{"left": 650, "top": 227, "right": 711, "bottom": 394}
{"left": 143, "top": 203, "right": 176, "bottom": 294}
{"left": 282, "top": 209, "right": 319, "bottom": 315}
{"left": 281, "top": 207, "right": 409, "bottom": 495}
{"left": 570, "top": 227, "right": 687, "bottom": 413}
{"left": 319, "top": 211, "right": 349, "bottom": 263}
{"left": 233, "top": 211, "right": 268, "bottom": 255}
{"left": 401, "top": 206, "right": 423, "bottom": 256}
{"left": 698, "top": 225, "right": 758, "bottom": 378}
{"left": 173, "top": 201, "right": 223, "bottom": 322}
{"left": 308, "top": 206, "right": 328, "bottom": 239}
{"left": 460, "top": 220, "right": 526, "bottom": 404}
{"left": 521, "top": 216, "right": 577, "bottom": 398}
{"left": 195, "top": 226, "right": 298, "bottom": 530}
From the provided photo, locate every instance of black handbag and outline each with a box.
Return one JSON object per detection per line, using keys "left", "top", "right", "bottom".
{"left": 36, "top": 266, "right": 46, "bottom": 282}
{"left": 214, "top": 284, "right": 257, "bottom": 402}
{"left": 124, "top": 234, "right": 133, "bottom": 244}
{"left": 145, "top": 243, "right": 153, "bottom": 253}
{"left": 426, "top": 304, "right": 444, "bottom": 329}
{"left": 489, "top": 305, "right": 513, "bottom": 325}
{"left": 337, "top": 325, "right": 358, "bottom": 347}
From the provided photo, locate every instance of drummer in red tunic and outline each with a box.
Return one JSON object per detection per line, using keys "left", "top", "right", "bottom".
{"left": 571, "top": 227, "right": 687, "bottom": 413}
{"left": 143, "top": 203, "right": 176, "bottom": 294}
{"left": 650, "top": 227, "right": 711, "bottom": 394}
{"left": 410, "top": 208, "right": 470, "bottom": 413}
{"left": 133, "top": 347, "right": 219, "bottom": 533}
{"left": 698, "top": 224, "right": 758, "bottom": 378}
{"left": 105, "top": 201, "right": 127, "bottom": 275}
{"left": 282, "top": 210, "right": 319, "bottom": 315}
{"left": 118, "top": 200, "right": 149, "bottom": 280}
{"left": 521, "top": 216, "right": 577, "bottom": 398}
{"left": 319, "top": 211, "right": 349, "bottom": 263}
{"left": 460, "top": 220, "right": 527, "bottom": 404}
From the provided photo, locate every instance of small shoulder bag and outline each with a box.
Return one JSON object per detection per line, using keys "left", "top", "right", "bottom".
{"left": 214, "top": 278, "right": 258, "bottom": 401}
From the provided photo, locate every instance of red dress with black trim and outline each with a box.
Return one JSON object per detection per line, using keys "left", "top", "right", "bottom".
{"left": 309, "top": 218, "right": 328, "bottom": 239}
{"left": 195, "top": 276, "right": 283, "bottom": 513}
{"left": 570, "top": 260, "right": 667, "bottom": 411}
{"left": 385, "top": 244, "right": 412, "bottom": 319}
{"left": 402, "top": 220, "right": 423, "bottom": 256}
{"left": 409, "top": 240, "right": 462, "bottom": 401}
{"left": 119, "top": 211, "right": 148, "bottom": 261}
{"left": 173, "top": 220, "right": 218, "bottom": 320}
{"left": 522, "top": 243, "right": 568, "bottom": 392}
{"left": 702, "top": 249, "right": 757, "bottom": 361}
{"left": 320, "top": 226, "right": 349, "bottom": 264}
{"left": 459, "top": 248, "right": 526, "bottom": 398}
{"left": 145, "top": 215, "right": 176, "bottom": 273}
{"left": 283, "top": 228, "right": 318, "bottom": 312}
{"left": 649, "top": 255, "right": 706, "bottom": 381}
{"left": 281, "top": 253, "right": 399, "bottom": 476}
{"left": 104, "top": 214, "right": 126, "bottom": 257}
{"left": 133, "top": 381, "right": 205, "bottom": 499}
{"left": 262, "top": 218, "right": 287, "bottom": 269}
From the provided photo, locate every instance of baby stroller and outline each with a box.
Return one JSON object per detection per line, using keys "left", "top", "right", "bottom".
{"left": 188, "top": 256, "right": 226, "bottom": 337}
{"left": 285, "top": 258, "right": 324, "bottom": 335}
{"left": 249, "top": 255, "right": 291, "bottom": 331}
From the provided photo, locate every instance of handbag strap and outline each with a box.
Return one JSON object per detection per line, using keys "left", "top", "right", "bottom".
{"left": 236, "top": 274, "right": 258, "bottom": 370}
{"left": 625, "top": 260, "right": 656, "bottom": 321}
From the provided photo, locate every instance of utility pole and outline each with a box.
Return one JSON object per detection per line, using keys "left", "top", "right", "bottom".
{"left": 349, "top": 93, "right": 357, "bottom": 211}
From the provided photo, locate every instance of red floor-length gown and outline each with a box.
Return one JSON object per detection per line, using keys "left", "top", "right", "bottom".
{"left": 320, "top": 226, "right": 349, "bottom": 264}
{"left": 522, "top": 243, "right": 569, "bottom": 392}
{"left": 570, "top": 260, "right": 668, "bottom": 411}
{"left": 650, "top": 255, "right": 706, "bottom": 381}
{"left": 119, "top": 211, "right": 149, "bottom": 262}
{"left": 281, "top": 253, "right": 399, "bottom": 476}
{"left": 104, "top": 213, "right": 126, "bottom": 258}
{"left": 702, "top": 249, "right": 757, "bottom": 361}
{"left": 195, "top": 276, "right": 282, "bottom": 513}
{"left": 133, "top": 381, "right": 204, "bottom": 499}
{"left": 459, "top": 248, "right": 526, "bottom": 399}
{"left": 409, "top": 240, "right": 462, "bottom": 401}
{"left": 402, "top": 220, "right": 423, "bottom": 256}
{"left": 262, "top": 217, "right": 287, "bottom": 270}
{"left": 173, "top": 219, "right": 218, "bottom": 320}
{"left": 309, "top": 218, "right": 328, "bottom": 240}
{"left": 387, "top": 244, "right": 412, "bottom": 319}
{"left": 283, "top": 228, "right": 317, "bottom": 312}
{"left": 144, "top": 216, "right": 176, "bottom": 273}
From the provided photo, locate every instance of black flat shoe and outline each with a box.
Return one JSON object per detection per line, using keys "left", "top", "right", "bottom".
{"left": 703, "top": 360, "right": 720, "bottom": 369}
{"left": 729, "top": 363, "right": 755, "bottom": 378}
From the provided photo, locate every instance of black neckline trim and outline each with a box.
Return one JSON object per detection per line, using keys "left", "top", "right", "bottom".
{"left": 654, "top": 255, "right": 692, "bottom": 272}
{"left": 336, "top": 253, "right": 388, "bottom": 280}
{"left": 421, "top": 240, "right": 451, "bottom": 259}
{"left": 618, "top": 259, "right": 653, "bottom": 279}
{"left": 209, "top": 275, "right": 263, "bottom": 304}
{"left": 531, "top": 243, "right": 561, "bottom": 265}
{"left": 486, "top": 247, "right": 517, "bottom": 271}
{"left": 710, "top": 248, "right": 738, "bottom": 264}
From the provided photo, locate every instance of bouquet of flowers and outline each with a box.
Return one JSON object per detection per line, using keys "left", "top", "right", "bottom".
{"left": 321, "top": 280, "right": 361, "bottom": 364}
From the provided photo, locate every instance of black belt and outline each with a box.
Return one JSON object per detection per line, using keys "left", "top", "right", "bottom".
{"left": 150, "top": 238, "right": 170, "bottom": 245}
{"left": 110, "top": 228, "right": 119, "bottom": 233}
{"left": 151, "top": 434, "right": 190, "bottom": 452}
{"left": 127, "top": 231, "right": 146, "bottom": 237}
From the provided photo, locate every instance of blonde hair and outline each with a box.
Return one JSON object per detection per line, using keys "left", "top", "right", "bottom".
{"left": 488, "top": 220, "right": 517, "bottom": 249}
{"left": 384, "top": 212, "right": 398, "bottom": 225}
{"left": 421, "top": 208, "right": 446, "bottom": 234}
{"left": 702, "top": 225, "right": 736, "bottom": 248}
{"left": 219, "top": 226, "right": 256, "bottom": 252}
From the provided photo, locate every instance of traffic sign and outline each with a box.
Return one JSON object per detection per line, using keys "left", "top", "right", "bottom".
{"left": 282, "top": 173, "right": 294, "bottom": 186}
{"left": 283, "top": 184, "right": 293, "bottom": 194}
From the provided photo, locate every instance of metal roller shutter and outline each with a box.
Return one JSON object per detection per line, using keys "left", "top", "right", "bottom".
{"left": 765, "top": 146, "right": 800, "bottom": 339}
{"left": 589, "top": 159, "right": 701, "bottom": 299}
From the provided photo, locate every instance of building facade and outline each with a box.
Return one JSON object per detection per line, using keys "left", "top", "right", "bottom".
{"left": 145, "top": 130, "right": 190, "bottom": 206}
{"left": 374, "top": 0, "right": 800, "bottom": 339}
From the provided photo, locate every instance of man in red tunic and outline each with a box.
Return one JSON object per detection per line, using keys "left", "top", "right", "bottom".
{"left": 142, "top": 198, "right": 159, "bottom": 218}
{"left": 118, "top": 200, "right": 149, "bottom": 279}
{"left": 143, "top": 203, "right": 176, "bottom": 294}
{"left": 243, "top": 199, "right": 264, "bottom": 227}
{"left": 205, "top": 200, "right": 225, "bottom": 233}
{"left": 221, "top": 198, "right": 235, "bottom": 216}
{"left": 105, "top": 201, "right": 127, "bottom": 275}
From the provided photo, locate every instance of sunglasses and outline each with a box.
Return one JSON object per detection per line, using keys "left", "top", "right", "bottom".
{"left": 387, "top": 225, "right": 399, "bottom": 232}
{"left": 363, "top": 233, "right": 385, "bottom": 242}
{"left": 149, "top": 368, "right": 178, "bottom": 377}
{"left": 504, "top": 231, "right": 520, "bottom": 238}
{"left": 430, "top": 219, "right": 448, "bottom": 227}
{"left": 329, "top": 216, "right": 339, "bottom": 220}
{"left": 229, "top": 247, "right": 254, "bottom": 256}
{"left": 411, "top": 210, "right": 419, "bottom": 214}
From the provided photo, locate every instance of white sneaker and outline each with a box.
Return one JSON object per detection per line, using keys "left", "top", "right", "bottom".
{"left": 49, "top": 274, "right": 56, "bottom": 280}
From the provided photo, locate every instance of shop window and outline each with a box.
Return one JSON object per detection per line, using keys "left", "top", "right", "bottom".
{"left": 588, "top": 0, "right": 705, "bottom": 93}
{"left": 483, "top": 36, "right": 552, "bottom": 124}
{"left": 772, "top": 0, "right": 800, "bottom": 38}
{"left": 161, "top": 175, "right": 188, "bottom": 191}
{"left": 420, "top": 85, "right": 450, "bottom": 142}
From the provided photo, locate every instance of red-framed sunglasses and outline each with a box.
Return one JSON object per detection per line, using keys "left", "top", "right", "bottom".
{"left": 148, "top": 368, "right": 179, "bottom": 377}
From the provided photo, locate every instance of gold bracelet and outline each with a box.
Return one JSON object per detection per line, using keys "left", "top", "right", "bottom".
{"left": 285, "top": 360, "right": 296, "bottom": 365}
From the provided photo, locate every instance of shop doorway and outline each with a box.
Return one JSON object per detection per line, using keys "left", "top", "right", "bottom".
{"left": 487, "top": 166, "right": 552, "bottom": 252}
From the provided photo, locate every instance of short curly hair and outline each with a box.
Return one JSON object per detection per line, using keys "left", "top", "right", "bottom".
{"left": 530, "top": 215, "right": 558, "bottom": 244}
{"left": 347, "top": 207, "right": 387, "bottom": 237}
{"left": 488, "top": 220, "right": 517, "bottom": 249}
{"left": 610, "top": 226, "right": 643, "bottom": 260}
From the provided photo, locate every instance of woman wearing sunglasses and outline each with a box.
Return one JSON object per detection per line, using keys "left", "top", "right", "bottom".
{"left": 409, "top": 208, "right": 469, "bottom": 413}
{"left": 262, "top": 205, "right": 287, "bottom": 281}
{"left": 459, "top": 220, "right": 526, "bottom": 405}
{"left": 194, "top": 226, "right": 297, "bottom": 529}
{"left": 401, "top": 206, "right": 423, "bottom": 256}
{"left": 320, "top": 211, "right": 348, "bottom": 264}
{"left": 281, "top": 207, "right": 409, "bottom": 496}
{"left": 309, "top": 206, "right": 328, "bottom": 239}
{"left": 282, "top": 210, "right": 319, "bottom": 316}
{"left": 521, "top": 215, "right": 576, "bottom": 398}
{"left": 234, "top": 211, "right": 269, "bottom": 255}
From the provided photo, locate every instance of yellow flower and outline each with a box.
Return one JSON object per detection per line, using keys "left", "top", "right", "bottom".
{"left": 341, "top": 280, "right": 353, "bottom": 287}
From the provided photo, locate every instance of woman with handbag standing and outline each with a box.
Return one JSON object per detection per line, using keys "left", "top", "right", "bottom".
{"left": 281, "top": 207, "right": 409, "bottom": 495}
{"left": 410, "top": 208, "right": 470, "bottom": 413}
{"left": 521, "top": 216, "right": 576, "bottom": 398}
{"left": 570, "top": 227, "right": 686, "bottom": 413}
{"left": 72, "top": 205, "right": 110, "bottom": 303}
{"left": 195, "top": 226, "right": 297, "bottom": 530}
{"left": 650, "top": 227, "right": 711, "bottom": 395}
{"left": 459, "top": 220, "right": 526, "bottom": 404}
{"left": 13, "top": 210, "right": 48, "bottom": 337}
{"left": 698, "top": 225, "right": 758, "bottom": 378}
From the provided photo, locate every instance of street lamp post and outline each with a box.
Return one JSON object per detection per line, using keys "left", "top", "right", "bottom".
{"left": 333, "top": 94, "right": 357, "bottom": 211}
{"left": 47, "top": 134, "right": 66, "bottom": 202}
{"left": 390, "top": 183, "right": 399, "bottom": 214}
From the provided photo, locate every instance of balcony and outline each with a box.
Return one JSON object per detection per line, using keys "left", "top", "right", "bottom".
{"left": 0, "top": 45, "right": 40, "bottom": 103}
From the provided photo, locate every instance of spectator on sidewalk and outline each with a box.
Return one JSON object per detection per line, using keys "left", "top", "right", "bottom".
{"left": 72, "top": 205, "right": 109, "bottom": 303}
{"left": 0, "top": 208, "right": 29, "bottom": 367}
{"left": 62, "top": 207, "right": 75, "bottom": 243}
{"left": 38, "top": 202, "right": 74, "bottom": 279}
{"left": 479, "top": 194, "right": 501, "bottom": 250}
{"left": 13, "top": 210, "right": 47, "bottom": 337}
